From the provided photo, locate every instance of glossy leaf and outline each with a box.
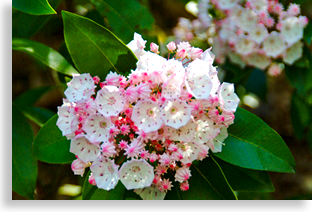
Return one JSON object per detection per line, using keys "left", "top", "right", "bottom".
{"left": 165, "top": 156, "right": 237, "bottom": 200}
{"left": 12, "top": 38, "right": 79, "bottom": 77}
{"left": 13, "top": 0, "right": 56, "bottom": 15}
{"left": 91, "top": 0, "right": 155, "bottom": 43}
{"left": 12, "top": 0, "right": 60, "bottom": 38}
{"left": 33, "top": 115, "right": 76, "bottom": 164}
{"left": 62, "top": 11, "right": 137, "bottom": 79}
{"left": 214, "top": 107, "right": 296, "bottom": 173}
{"left": 23, "top": 107, "right": 56, "bottom": 127}
{"left": 12, "top": 104, "right": 37, "bottom": 199}
{"left": 213, "top": 156, "right": 274, "bottom": 192}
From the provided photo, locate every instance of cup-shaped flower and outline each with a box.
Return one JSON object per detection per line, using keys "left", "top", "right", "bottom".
{"left": 131, "top": 99, "right": 163, "bottom": 133}
{"left": 83, "top": 113, "right": 113, "bottom": 143}
{"left": 119, "top": 159, "right": 154, "bottom": 190}
{"left": 56, "top": 103, "right": 78, "bottom": 137}
{"left": 70, "top": 135, "right": 100, "bottom": 163}
{"left": 161, "top": 98, "right": 191, "bottom": 129}
{"left": 96, "top": 85, "right": 125, "bottom": 117}
{"left": 64, "top": 73, "right": 95, "bottom": 103}
{"left": 218, "top": 82, "right": 240, "bottom": 112}
{"left": 90, "top": 157, "right": 119, "bottom": 191}
{"left": 168, "top": 118, "right": 197, "bottom": 142}
{"left": 134, "top": 184, "right": 166, "bottom": 200}
{"left": 185, "top": 59, "right": 213, "bottom": 99}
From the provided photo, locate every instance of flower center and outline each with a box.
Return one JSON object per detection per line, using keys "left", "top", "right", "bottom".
{"left": 170, "top": 106, "right": 178, "bottom": 115}
{"left": 147, "top": 108, "right": 154, "bottom": 117}
{"left": 107, "top": 97, "right": 116, "bottom": 105}
{"left": 131, "top": 166, "right": 141, "bottom": 173}
{"left": 181, "top": 143, "right": 190, "bottom": 151}
{"left": 107, "top": 165, "right": 114, "bottom": 174}
{"left": 99, "top": 121, "right": 107, "bottom": 129}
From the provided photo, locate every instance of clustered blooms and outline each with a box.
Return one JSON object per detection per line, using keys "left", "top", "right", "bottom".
{"left": 56, "top": 33, "right": 240, "bottom": 200}
{"left": 173, "top": 0, "right": 308, "bottom": 76}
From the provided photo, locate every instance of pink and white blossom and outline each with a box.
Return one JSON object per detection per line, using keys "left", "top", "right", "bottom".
{"left": 119, "top": 159, "right": 154, "bottom": 190}
{"left": 90, "top": 157, "right": 119, "bottom": 191}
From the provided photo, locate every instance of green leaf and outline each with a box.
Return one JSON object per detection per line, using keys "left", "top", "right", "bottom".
{"left": 213, "top": 156, "right": 274, "bottom": 192}
{"left": 165, "top": 156, "right": 237, "bottom": 200}
{"left": 304, "top": 21, "right": 312, "bottom": 45}
{"left": 12, "top": 104, "right": 37, "bottom": 200}
{"left": 245, "top": 68, "right": 267, "bottom": 101}
{"left": 62, "top": 11, "right": 137, "bottom": 79}
{"left": 33, "top": 115, "right": 76, "bottom": 164}
{"left": 13, "top": 0, "right": 56, "bottom": 15}
{"left": 214, "top": 107, "right": 296, "bottom": 173}
{"left": 91, "top": 0, "right": 155, "bottom": 43}
{"left": 12, "top": 0, "right": 60, "bottom": 38}
{"left": 13, "top": 86, "right": 56, "bottom": 127}
{"left": 290, "top": 91, "right": 312, "bottom": 140}
{"left": 12, "top": 38, "right": 79, "bottom": 77}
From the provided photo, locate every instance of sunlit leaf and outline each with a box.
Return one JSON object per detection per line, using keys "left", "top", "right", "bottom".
{"left": 13, "top": 0, "right": 57, "bottom": 15}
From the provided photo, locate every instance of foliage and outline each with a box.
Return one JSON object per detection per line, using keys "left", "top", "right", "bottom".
{"left": 12, "top": 0, "right": 308, "bottom": 200}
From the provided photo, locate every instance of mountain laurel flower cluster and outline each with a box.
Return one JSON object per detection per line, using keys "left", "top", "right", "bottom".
{"left": 173, "top": 0, "right": 308, "bottom": 75}
{"left": 56, "top": 33, "right": 240, "bottom": 200}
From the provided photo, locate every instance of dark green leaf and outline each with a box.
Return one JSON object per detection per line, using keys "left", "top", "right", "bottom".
{"left": 166, "top": 156, "right": 237, "bottom": 200}
{"left": 23, "top": 107, "right": 56, "bottom": 127}
{"left": 62, "top": 11, "right": 137, "bottom": 79}
{"left": 245, "top": 68, "right": 267, "bottom": 101}
{"left": 12, "top": 38, "right": 79, "bottom": 77}
{"left": 13, "top": 0, "right": 56, "bottom": 15}
{"left": 13, "top": 86, "right": 54, "bottom": 108}
{"left": 214, "top": 107, "right": 296, "bottom": 173}
{"left": 12, "top": 104, "right": 37, "bottom": 199}
{"left": 213, "top": 156, "right": 274, "bottom": 192}
{"left": 12, "top": 0, "right": 60, "bottom": 38}
{"left": 290, "top": 91, "right": 312, "bottom": 140}
{"left": 304, "top": 21, "right": 312, "bottom": 45}
{"left": 33, "top": 115, "right": 76, "bottom": 164}
{"left": 91, "top": 0, "right": 155, "bottom": 43}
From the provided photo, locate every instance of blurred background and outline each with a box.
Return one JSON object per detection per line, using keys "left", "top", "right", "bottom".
{"left": 12, "top": 0, "right": 312, "bottom": 200}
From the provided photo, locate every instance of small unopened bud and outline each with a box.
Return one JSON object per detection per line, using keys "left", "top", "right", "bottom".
{"left": 180, "top": 181, "right": 189, "bottom": 191}
{"left": 166, "top": 41, "right": 176, "bottom": 52}
{"left": 150, "top": 42, "right": 159, "bottom": 54}
{"left": 93, "top": 76, "right": 100, "bottom": 84}
{"left": 88, "top": 173, "right": 97, "bottom": 186}
{"left": 71, "top": 159, "right": 87, "bottom": 177}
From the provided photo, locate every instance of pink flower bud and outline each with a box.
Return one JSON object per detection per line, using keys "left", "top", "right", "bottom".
{"left": 93, "top": 76, "right": 100, "bottom": 84}
{"left": 88, "top": 173, "right": 96, "bottom": 186}
{"left": 176, "top": 49, "right": 186, "bottom": 58}
{"left": 150, "top": 42, "right": 159, "bottom": 54}
{"left": 180, "top": 181, "right": 189, "bottom": 191}
{"left": 71, "top": 159, "right": 87, "bottom": 177}
{"left": 166, "top": 41, "right": 176, "bottom": 52}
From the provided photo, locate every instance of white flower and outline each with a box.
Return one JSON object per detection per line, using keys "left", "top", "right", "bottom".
{"left": 185, "top": 59, "right": 214, "bottom": 99}
{"left": 194, "top": 116, "right": 220, "bottom": 146}
{"left": 127, "top": 32, "right": 147, "bottom": 59}
{"left": 281, "top": 17, "right": 304, "bottom": 45}
{"left": 96, "top": 86, "right": 125, "bottom": 117}
{"left": 161, "top": 98, "right": 191, "bottom": 129}
{"left": 237, "top": 9, "right": 258, "bottom": 33}
{"left": 248, "top": 0, "right": 268, "bottom": 14}
{"left": 56, "top": 102, "right": 78, "bottom": 138}
{"left": 131, "top": 99, "right": 163, "bottom": 133}
{"left": 71, "top": 158, "right": 88, "bottom": 177}
{"left": 283, "top": 42, "right": 303, "bottom": 65}
{"left": 82, "top": 113, "right": 113, "bottom": 143}
{"left": 249, "top": 24, "right": 268, "bottom": 44}
{"left": 119, "top": 159, "right": 154, "bottom": 190}
{"left": 218, "top": 82, "right": 240, "bottom": 112}
{"left": 162, "top": 59, "right": 185, "bottom": 99}
{"left": 178, "top": 142, "right": 200, "bottom": 164}
{"left": 235, "top": 36, "right": 255, "bottom": 55}
{"left": 70, "top": 135, "right": 100, "bottom": 163}
{"left": 134, "top": 184, "right": 166, "bottom": 200}
{"left": 212, "top": 127, "right": 228, "bottom": 153}
{"left": 262, "top": 32, "right": 286, "bottom": 58}
{"left": 137, "top": 51, "right": 166, "bottom": 83}
{"left": 64, "top": 73, "right": 95, "bottom": 103}
{"left": 90, "top": 157, "right": 119, "bottom": 191}
{"left": 168, "top": 118, "right": 197, "bottom": 142}
{"left": 245, "top": 51, "right": 271, "bottom": 70}
{"left": 218, "top": 0, "right": 238, "bottom": 10}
